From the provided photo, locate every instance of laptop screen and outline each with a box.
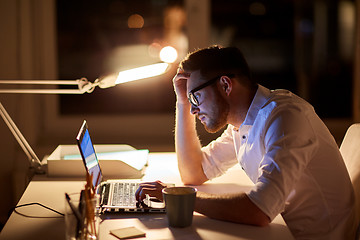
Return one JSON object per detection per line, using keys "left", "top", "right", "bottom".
{"left": 76, "top": 120, "right": 102, "bottom": 189}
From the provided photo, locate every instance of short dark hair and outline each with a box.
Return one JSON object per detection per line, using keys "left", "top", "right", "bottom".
{"left": 180, "top": 45, "right": 255, "bottom": 87}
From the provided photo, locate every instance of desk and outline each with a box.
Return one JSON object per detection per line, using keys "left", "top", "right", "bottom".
{"left": 0, "top": 153, "right": 294, "bottom": 240}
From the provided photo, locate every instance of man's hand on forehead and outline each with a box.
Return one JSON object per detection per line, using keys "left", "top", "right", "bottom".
{"left": 173, "top": 68, "right": 191, "bottom": 83}
{"left": 172, "top": 68, "right": 192, "bottom": 104}
{"left": 176, "top": 68, "right": 191, "bottom": 78}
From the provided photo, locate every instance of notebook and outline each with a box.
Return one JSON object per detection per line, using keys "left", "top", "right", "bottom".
{"left": 76, "top": 120, "right": 166, "bottom": 213}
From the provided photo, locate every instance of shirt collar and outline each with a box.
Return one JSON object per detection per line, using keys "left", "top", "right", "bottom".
{"left": 241, "top": 84, "right": 271, "bottom": 127}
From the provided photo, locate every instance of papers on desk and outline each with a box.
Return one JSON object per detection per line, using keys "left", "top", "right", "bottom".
{"left": 64, "top": 149, "right": 149, "bottom": 171}
{"left": 110, "top": 227, "right": 145, "bottom": 239}
{"left": 47, "top": 144, "right": 148, "bottom": 179}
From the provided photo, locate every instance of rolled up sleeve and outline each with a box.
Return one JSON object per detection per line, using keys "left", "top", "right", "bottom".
{"left": 247, "top": 106, "right": 319, "bottom": 220}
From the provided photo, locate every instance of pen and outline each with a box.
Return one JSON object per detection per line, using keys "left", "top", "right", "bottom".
{"left": 65, "top": 193, "right": 82, "bottom": 222}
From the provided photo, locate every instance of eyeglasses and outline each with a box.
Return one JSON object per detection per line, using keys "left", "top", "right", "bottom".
{"left": 187, "top": 76, "right": 220, "bottom": 107}
{"left": 188, "top": 74, "right": 234, "bottom": 107}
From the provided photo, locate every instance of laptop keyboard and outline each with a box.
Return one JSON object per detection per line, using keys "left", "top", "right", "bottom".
{"left": 111, "top": 182, "right": 139, "bottom": 206}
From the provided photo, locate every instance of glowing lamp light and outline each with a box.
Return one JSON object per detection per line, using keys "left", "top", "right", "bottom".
{"left": 160, "top": 46, "right": 178, "bottom": 63}
{"left": 115, "top": 62, "right": 170, "bottom": 84}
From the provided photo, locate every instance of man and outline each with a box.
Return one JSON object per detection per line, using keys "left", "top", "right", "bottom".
{"left": 136, "top": 46, "right": 357, "bottom": 239}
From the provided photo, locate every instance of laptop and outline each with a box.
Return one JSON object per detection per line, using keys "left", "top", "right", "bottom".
{"left": 76, "top": 120, "right": 166, "bottom": 213}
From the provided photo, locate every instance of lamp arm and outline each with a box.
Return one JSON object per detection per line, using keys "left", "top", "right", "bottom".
{"left": 0, "top": 80, "right": 80, "bottom": 85}
{"left": 0, "top": 102, "right": 44, "bottom": 173}
{"left": 0, "top": 78, "right": 95, "bottom": 94}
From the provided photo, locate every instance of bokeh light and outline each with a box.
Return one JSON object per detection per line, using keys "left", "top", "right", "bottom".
{"left": 128, "top": 14, "right": 144, "bottom": 28}
{"left": 159, "top": 46, "right": 178, "bottom": 63}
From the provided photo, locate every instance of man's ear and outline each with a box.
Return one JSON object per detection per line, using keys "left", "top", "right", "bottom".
{"left": 219, "top": 76, "right": 232, "bottom": 95}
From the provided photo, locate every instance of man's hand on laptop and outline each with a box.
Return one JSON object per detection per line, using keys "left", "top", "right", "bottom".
{"left": 135, "top": 180, "right": 167, "bottom": 202}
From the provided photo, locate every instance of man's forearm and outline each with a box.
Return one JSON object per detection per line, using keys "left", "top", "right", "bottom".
{"left": 195, "top": 191, "right": 270, "bottom": 227}
{"left": 175, "top": 103, "right": 208, "bottom": 185}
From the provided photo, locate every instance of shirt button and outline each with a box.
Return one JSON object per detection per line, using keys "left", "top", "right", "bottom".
{"left": 242, "top": 135, "right": 246, "bottom": 139}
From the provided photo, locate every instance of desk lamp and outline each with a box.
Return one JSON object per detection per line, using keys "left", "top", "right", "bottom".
{"left": 0, "top": 62, "right": 170, "bottom": 94}
{"left": 0, "top": 61, "right": 171, "bottom": 174}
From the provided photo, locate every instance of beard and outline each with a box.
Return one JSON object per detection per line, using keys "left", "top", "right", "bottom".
{"left": 202, "top": 89, "right": 229, "bottom": 133}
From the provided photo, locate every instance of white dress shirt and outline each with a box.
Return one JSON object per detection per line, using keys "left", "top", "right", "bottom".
{"left": 201, "top": 85, "right": 357, "bottom": 239}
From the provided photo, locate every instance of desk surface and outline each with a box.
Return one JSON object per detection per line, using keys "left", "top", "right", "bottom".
{"left": 0, "top": 153, "right": 294, "bottom": 240}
